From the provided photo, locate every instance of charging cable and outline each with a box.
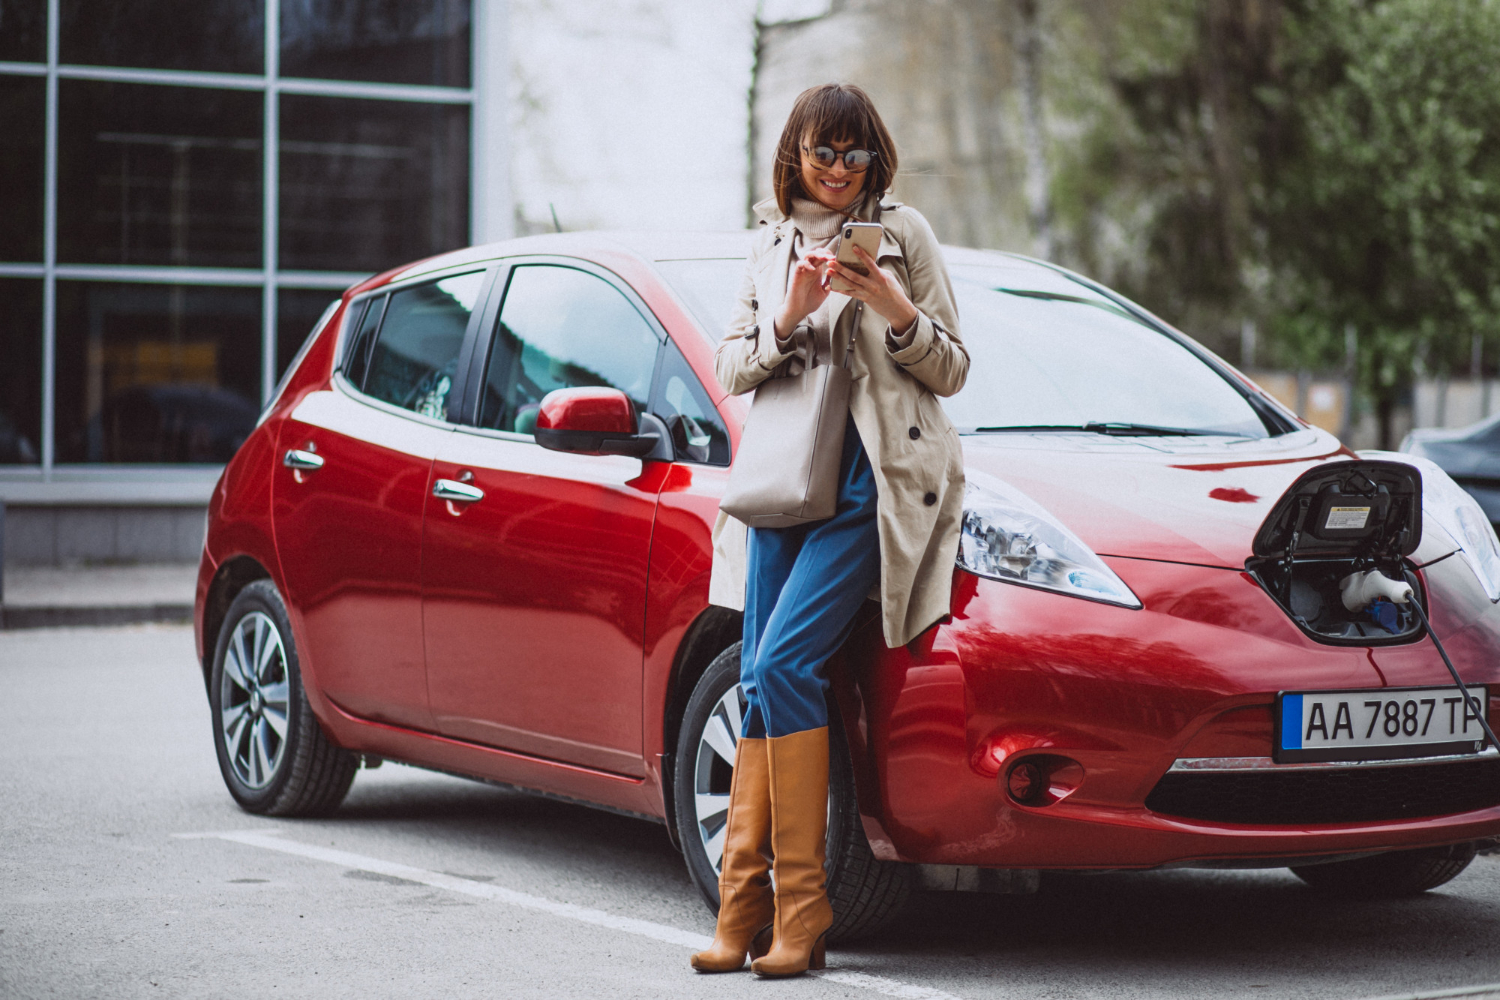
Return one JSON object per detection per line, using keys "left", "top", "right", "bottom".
{"left": 1341, "top": 570, "right": 1498, "bottom": 751}
{"left": 1409, "top": 600, "right": 1498, "bottom": 752}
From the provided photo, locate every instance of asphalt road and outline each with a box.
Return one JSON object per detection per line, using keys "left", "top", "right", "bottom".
{"left": 4, "top": 623, "right": 1500, "bottom": 1000}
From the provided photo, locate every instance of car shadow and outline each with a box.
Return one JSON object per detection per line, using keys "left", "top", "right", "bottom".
{"left": 315, "top": 764, "right": 1500, "bottom": 984}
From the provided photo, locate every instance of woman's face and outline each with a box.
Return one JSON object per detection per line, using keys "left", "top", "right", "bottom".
{"left": 799, "top": 135, "right": 866, "bottom": 211}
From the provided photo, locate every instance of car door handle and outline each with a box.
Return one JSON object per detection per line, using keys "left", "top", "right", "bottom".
{"left": 283, "top": 448, "right": 324, "bottom": 471}
{"left": 432, "top": 479, "right": 484, "bottom": 503}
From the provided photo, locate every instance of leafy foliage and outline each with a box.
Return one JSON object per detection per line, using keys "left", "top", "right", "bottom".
{"left": 1263, "top": 0, "right": 1500, "bottom": 434}
{"left": 1052, "top": 0, "right": 1500, "bottom": 444}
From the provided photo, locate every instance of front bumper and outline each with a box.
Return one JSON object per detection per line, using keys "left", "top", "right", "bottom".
{"left": 842, "top": 556, "right": 1500, "bottom": 869}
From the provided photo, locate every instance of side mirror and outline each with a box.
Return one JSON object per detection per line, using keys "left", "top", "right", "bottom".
{"left": 534, "top": 387, "right": 664, "bottom": 457}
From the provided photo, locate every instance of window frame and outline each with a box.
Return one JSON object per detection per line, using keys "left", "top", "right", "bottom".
{"left": 0, "top": 0, "right": 480, "bottom": 479}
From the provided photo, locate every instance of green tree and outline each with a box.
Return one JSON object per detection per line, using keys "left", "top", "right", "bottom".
{"left": 1049, "top": 0, "right": 1283, "bottom": 354}
{"left": 1263, "top": 0, "right": 1500, "bottom": 446}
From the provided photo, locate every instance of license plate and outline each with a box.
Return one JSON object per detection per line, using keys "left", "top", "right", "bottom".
{"left": 1276, "top": 685, "right": 1489, "bottom": 763}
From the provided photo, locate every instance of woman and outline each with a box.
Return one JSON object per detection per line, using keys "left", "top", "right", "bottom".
{"left": 693, "top": 83, "right": 969, "bottom": 977}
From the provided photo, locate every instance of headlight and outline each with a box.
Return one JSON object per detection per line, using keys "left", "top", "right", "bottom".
{"left": 957, "top": 470, "right": 1142, "bottom": 608}
{"left": 1368, "top": 451, "right": 1500, "bottom": 602}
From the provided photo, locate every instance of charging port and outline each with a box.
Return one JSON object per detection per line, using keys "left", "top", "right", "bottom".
{"left": 1247, "top": 460, "right": 1424, "bottom": 646}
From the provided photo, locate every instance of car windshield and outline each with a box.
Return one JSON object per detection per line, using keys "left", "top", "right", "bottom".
{"left": 656, "top": 255, "right": 1270, "bottom": 439}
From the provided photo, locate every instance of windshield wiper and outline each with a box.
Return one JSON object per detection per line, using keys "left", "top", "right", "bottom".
{"left": 1081, "top": 421, "right": 1223, "bottom": 436}
{"left": 972, "top": 422, "right": 1227, "bottom": 436}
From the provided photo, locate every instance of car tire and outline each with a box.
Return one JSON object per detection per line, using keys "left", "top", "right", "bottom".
{"left": 673, "top": 642, "right": 912, "bottom": 942}
{"left": 209, "top": 579, "right": 358, "bottom": 816}
{"left": 1290, "top": 842, "right": 1479, "bottom": 896}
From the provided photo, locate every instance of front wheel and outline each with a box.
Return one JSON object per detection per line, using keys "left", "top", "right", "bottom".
{"left": 209, "top": 580, "right": 358, "bottom": 816}
{"left": 673, "top": 642, "right": 911, "bottom": 942}
{"left": 1290, "top": 842, "right": 1478, "bottom": 896}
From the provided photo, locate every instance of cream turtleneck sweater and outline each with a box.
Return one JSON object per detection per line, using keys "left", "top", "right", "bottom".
{"left": 777, "top": 195, "right": 865, "bottom": 355}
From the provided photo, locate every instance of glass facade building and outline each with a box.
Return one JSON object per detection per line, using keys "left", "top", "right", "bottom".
{"left": 0, "top": 0, "right": 475, "bottom": 473}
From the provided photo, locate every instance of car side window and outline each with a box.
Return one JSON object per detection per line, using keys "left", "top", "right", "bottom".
{"left": 341, "top": 294, "right": 385, "bottom": 390}
{"left": 477, "top": 265, "right": 661, "bottom": 434}
{"left": 361, "top": 271, "right": 485, "bottom": 420}
{"left": 651, "top": 341, "right": 730, "bottom": 466}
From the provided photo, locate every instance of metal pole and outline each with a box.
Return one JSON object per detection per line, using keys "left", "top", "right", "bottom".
{"left": 262, "top": 0, "right": 279, "bottom": 402}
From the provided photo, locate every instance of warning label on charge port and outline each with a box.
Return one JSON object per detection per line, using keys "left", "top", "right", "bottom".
{"left": 1325, "top": 506, "right": 1371, "bottom": 530}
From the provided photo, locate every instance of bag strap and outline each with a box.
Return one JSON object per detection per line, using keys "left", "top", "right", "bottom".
{"left": 840, "top": 199, "right": 882, "bottom": 371}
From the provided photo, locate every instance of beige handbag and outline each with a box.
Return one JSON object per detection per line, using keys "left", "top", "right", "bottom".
{"left": 720, "top": 203, "right": 882, "bottom": 529}
{"left": 718, "top": 322, "right": 856, "bottom": 529}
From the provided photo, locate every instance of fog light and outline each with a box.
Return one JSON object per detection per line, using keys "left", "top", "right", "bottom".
{"left": 1006, "top": 761, "right": 1045, "bottom": 804}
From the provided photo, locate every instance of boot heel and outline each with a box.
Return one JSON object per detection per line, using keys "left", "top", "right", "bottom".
{"left": 749, "top": 924, "right": 773, "bottom": 961}
{"left": 809, "top": 934, "right": 827, "bottom": 971}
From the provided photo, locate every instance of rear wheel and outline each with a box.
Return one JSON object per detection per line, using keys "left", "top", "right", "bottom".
{"left": 673, "top": 642, "right": 911, "bottom": 942}
{"left": 210, "top": 580, "right": 358, "bottom": 816}
{"left": 1290, "top": 842, "right": 1478, "bottom": 896}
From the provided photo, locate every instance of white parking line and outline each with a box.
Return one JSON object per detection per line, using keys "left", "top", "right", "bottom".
{"left": 1354, "top": 987, "right": 1500, "bottom": 1000}
{"left": 175, "top": 828, "right": 966, "bottom": 1000}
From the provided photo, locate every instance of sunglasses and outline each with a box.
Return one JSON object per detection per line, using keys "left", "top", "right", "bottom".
{"left": 801, "top": 144, "right": 878, "bottom": 172}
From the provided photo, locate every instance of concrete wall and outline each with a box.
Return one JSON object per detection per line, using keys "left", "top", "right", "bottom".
{"left": 4, "top": 506, "right": 206, "bottom": 567}
{"left": 752, "top": 0, "right": 1033, "bottom": 250}
{"left": 1413, "top": 379, "right": 1500, "bottom": 433}
{"left": 507, "top": 0, "right": 759, "bottom": 234}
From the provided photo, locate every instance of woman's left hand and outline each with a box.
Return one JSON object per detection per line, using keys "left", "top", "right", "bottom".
{"left": 826, "top": 245, "right": 920, "bottom": 332}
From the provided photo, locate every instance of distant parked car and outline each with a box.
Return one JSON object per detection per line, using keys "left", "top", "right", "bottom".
{"left": 85, "top": 384, "right": 260, "bottom": 464}
{"left": 1403, "top": 416, "right": 1500, "bottom": 528}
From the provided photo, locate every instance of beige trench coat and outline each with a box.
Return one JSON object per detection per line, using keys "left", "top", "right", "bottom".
{"left": 709, "top": 195, "right": 970, "bottom": 648}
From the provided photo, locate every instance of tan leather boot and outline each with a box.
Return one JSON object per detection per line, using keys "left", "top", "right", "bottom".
{"left": 690, "top": 737, "right": 773, "bottom": 972}
{"left": 751, "top": 727, "right": 833, "bottom": 978}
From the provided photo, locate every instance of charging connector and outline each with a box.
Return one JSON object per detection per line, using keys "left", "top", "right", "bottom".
{"left": 1339, "top": 569, "right": 1414, "bottom": 611}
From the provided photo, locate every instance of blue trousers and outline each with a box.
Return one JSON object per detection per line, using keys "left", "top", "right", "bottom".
{"left": 740, "top": 415, "right": 882, "bottom": 739}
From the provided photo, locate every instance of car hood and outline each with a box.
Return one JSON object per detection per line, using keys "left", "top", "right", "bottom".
{"left": 959, "top": 428, "right": 1457, "bottom": 568}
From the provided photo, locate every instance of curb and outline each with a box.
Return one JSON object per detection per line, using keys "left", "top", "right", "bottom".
{"left": 0, "top": 604, "right": 193, "bottom": 630}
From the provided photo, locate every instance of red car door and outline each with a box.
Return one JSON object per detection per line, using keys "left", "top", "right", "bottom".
{"left": 421, "top": 262, "right": 666, "bottom": 776}
{"left": 273, "top": 268, "right": 490, "bottom": 731}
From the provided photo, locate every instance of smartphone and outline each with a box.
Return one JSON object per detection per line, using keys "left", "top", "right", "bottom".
{"left": 830, "top": 222, "right": 883, "bottom": 293}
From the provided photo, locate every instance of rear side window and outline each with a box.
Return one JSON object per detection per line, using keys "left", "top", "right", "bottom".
{"left": 361, "top": 271, "right": 485, "bottom": 419}
{"left": 477, "top": 265, "right": 661, "bottom": 434}
{"left": 342, "top": 294, "right": 385, "bottom": 389}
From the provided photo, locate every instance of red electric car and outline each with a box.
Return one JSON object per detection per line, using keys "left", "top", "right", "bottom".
{"left": 196, "top": 231, "right": 1500, "bottom": 939}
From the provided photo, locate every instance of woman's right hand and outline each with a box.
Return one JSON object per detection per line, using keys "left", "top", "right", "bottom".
{"left": 774, "top": 248, "right": 835, "bottom": 341}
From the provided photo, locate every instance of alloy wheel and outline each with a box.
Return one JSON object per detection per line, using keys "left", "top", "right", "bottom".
{"left": 691, "top": 682, "right": 745, "bottom": 874}
{"left": 218, "top": 610, "right": 291, "bottom": 790}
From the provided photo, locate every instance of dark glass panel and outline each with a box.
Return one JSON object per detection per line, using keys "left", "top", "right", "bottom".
{"left": 0, "top": 76, "right": 43, "bottom": 260}
{"left": 276, "top": 287, "right": 341, "bottom": 379}
{"left": 57, "top": 81, "right": 263, "bottom": 267}
{"left": 279, "top": 94, "right": 468, "bottom": 272}
{"left": 280, "top": 0, "right": 470, "bottom": 88}
{"left": 362, "top": 270, "right": 482, "bottom": 418}
{"left": 60, "top": 0, "right": 263, "bottom": 74}
{"left": 0, "top": 0, "right": 45, "bottom": 63}
{"left": 55, "top": 282, "right": 262, "bottom": 464}
{"left": 478, "top": 265, "right": 660, "bottom": 434}
{"left": 0, "top": 279, "right": 42, "bottom": 464}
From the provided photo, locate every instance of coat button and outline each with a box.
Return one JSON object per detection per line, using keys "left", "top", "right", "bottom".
{"left": 923, "top": 492, "right": 937, "bottom": 506}
{"left": 751, "top": 298, "right": 758, "bottom": 311}
{"left": 908, "top": 426, "right": 920, "bottom": 440}
{"left": 773, "top": 237, "right": 781, "bottom": 245}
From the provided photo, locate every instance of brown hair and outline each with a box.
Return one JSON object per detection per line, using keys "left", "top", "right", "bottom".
{"left": 772, "top": 83, "right": 898, "bottom": 217}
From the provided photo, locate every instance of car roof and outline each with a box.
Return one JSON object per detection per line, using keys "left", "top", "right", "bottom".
{"left": 377, "top": 229, "right": 1065, "bottom": 286}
